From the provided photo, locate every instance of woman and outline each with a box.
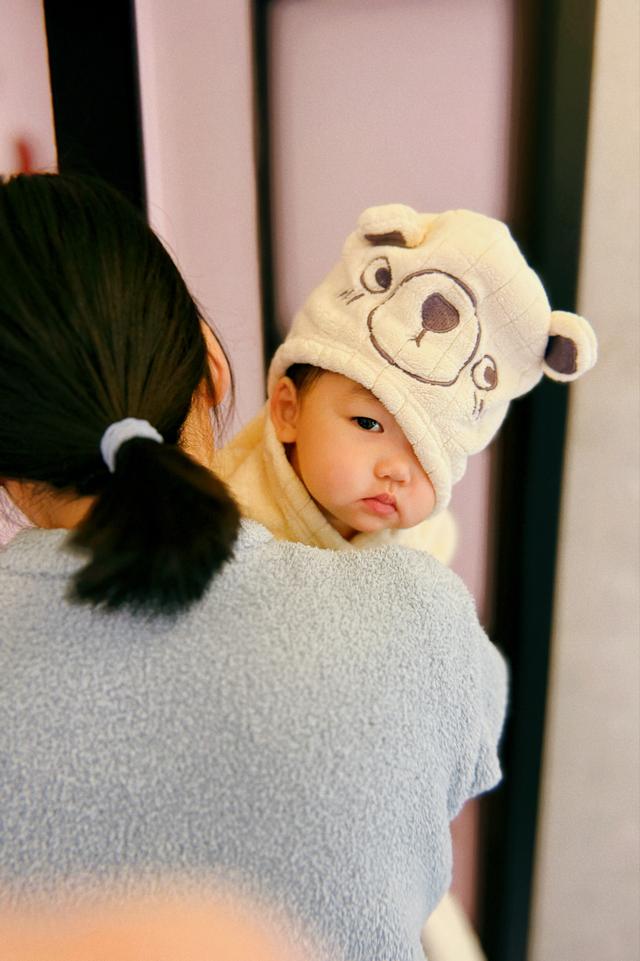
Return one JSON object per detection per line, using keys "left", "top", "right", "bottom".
{"left": 0, "top": 173, "right": 506, "bottom": 961}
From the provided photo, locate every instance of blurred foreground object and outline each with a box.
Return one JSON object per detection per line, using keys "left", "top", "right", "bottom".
{"left": 0, "top": 891, "right": 308, "bottom": 961}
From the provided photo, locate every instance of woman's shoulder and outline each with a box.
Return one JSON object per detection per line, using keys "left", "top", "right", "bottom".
{"left": 226, "top": 520, "right": 480, "bottom": 639}
{"left": 226, "top": 521, "right": 506, "bottom": 773}
{"left": 248, "top": 519, "right": 471, "bottom": 590}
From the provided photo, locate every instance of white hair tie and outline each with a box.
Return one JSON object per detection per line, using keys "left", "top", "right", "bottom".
{"left": 100, "top": 417, "right": 164, "bottom": 473}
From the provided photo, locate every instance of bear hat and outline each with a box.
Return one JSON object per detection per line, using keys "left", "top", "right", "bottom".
{"left": 269, "top": 203, "right": 598, "bottom": 512}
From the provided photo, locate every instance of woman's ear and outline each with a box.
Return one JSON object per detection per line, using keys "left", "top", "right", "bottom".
{"left": 200, "top": 321, "right": 231, "bottom": 404}
{"left": 269, "top": 378, "right": 300, "bottom": 443}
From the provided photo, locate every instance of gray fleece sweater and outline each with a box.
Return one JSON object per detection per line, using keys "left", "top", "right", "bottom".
{"left": 0, "top": 520, "right": 507, "bottom": 961}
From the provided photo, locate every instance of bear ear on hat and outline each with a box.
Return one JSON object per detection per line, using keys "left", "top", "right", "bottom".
{"left": 542, "top": 310, "right": 598, "bottom": 382}
{"left": 356, "top": 204, "right": 431, "bottom": 249}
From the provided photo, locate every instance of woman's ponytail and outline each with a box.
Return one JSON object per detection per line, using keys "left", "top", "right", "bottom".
{"left": 0, "top": 172, "right": 243, "bottom": 616}
{"left": 70, "top": 438, "right": 240, "bottom": 614}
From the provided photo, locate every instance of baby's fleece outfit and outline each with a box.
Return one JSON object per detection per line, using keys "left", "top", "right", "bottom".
{"left": 214, "top": 409, "right": 457, "bottom": 562}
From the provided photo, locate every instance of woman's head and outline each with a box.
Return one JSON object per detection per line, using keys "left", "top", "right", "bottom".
{"left": 0, "top": 172, "right": 239, "bottom": 614}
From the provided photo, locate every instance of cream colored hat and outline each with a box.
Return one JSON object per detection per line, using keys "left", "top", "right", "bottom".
{"left": 268, "top": 204, "right": 597, "bottom": 512}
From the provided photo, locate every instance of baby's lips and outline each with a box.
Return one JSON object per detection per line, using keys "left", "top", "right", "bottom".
{"left": 372, "top": 492, "right": 396, "bottom": 506}
{"left": 360, "top": 494, "right": 398, "bottom": 516}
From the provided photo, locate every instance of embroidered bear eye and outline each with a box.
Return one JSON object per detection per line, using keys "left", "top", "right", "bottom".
{"left": 471, "top": 355, "right": 498, "bottom": 391}
{"left": 360, "top": 257, "right": 392, "bottom": 293}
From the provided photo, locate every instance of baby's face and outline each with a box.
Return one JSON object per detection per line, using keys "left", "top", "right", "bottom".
{"left": 271, "top": 372, "right": 435, "bottom": 540}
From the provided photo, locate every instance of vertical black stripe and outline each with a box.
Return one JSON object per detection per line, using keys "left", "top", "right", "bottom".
{"left": 252, "top": 0, "right": 281, "bottom": 369}
{"left": 479, "top": 1, "right": 597, "bottom": 958}
{"left": 43, "top": 0, "right": 145, "bottom": 211}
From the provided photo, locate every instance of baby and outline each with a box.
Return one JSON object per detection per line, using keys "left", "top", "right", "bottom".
{"left": 217, "top": 362, "right": 457, "bottom": 562}
{"left": 215, "top": 203, "right": 597, "bottom": 959}
{"left": 216, "top": 203, "right": 597, "bottom": 560}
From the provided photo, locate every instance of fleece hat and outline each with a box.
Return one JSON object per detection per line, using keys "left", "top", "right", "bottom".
{"left": 268, "top": 204, "right": 597, "bottom": 513}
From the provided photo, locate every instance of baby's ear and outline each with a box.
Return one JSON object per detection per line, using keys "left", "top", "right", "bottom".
{"left": 269, "top": 377, "right": 300, "bottom": 443}
{"left": 356, "top": 204, "right": 432, "bottom": 248}
{"left": 542, "top": 310, "right": 598, "bottom": 382}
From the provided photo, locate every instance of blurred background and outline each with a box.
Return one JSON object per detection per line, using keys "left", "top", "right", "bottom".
{"left": 2, "top": 1, "right": 638, "bottom": 958}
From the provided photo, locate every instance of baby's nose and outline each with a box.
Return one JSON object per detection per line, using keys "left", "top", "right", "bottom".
{"left": 374, "top": 455, "right": 412, "bottom": 484}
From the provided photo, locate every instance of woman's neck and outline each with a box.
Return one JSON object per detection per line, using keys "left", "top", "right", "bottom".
{"left": 3, "top": 480, "right": 94, "bottom": 530}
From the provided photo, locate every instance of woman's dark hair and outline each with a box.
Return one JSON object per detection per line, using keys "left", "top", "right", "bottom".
{"left": 0, "top": 172, "right": 240, "bottom": 614}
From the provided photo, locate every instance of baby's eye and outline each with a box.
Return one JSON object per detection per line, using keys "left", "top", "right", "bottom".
{"left": 352, "top": 416, "right": 383, "bottom": 432}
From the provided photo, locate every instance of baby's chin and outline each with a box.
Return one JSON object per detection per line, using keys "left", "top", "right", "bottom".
{"left": 325, "top": 513, "right": 395, "bottom": 541}
{"left": 339, "top": 514, "right": 405, "bottom": 538}
{"left": 321, "top": 502, "right": 427, "bottom": 539}
{"left": 344, "top": 511, "right": 431, "bottom": 538}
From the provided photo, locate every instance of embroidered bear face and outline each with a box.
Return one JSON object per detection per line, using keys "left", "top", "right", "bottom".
{"left": 365, "top": 262, "right": 481, "bottom": 387}
{"left": 338, "top": 249, "right": 499, "bottom": 421}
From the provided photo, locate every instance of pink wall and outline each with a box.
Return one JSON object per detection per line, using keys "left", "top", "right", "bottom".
{"left": 267, "top": 0, "right": 515, "bottom": 920}
{"left": 135, "top": 0, "right": 264, "bottom": 435}
{"left": 0, "top": 0, "right": 56, "bottom": 177}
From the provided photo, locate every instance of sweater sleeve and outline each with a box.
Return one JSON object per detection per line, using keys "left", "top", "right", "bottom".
{"left": 438, "top": 573, "right": 508, "bottom": 820}
{"left": 468, "top": 632, "right": 508, "bottom": 797}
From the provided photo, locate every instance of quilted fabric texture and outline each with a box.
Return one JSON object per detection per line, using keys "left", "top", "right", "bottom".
{"left": 269, "top": 204, "right": 598, "bottom": 511}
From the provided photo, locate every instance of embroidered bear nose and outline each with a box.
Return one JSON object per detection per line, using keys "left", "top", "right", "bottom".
{"left": 415, "top": 293, "right": 460, "bottom": 346}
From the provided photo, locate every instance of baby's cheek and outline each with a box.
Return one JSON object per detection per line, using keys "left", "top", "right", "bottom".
{"left": 301, "top": 455, "right": 344, "bottom": 508}
{"left": 323, "top": 461, "right": 354, "bottom": 500}
{"left": 412, "top": 482, "right": 437, "bottom": 524}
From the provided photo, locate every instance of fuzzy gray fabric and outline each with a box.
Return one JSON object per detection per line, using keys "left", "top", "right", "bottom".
{"left": 0, "top": 520, "right": 507, "bottom": 961}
